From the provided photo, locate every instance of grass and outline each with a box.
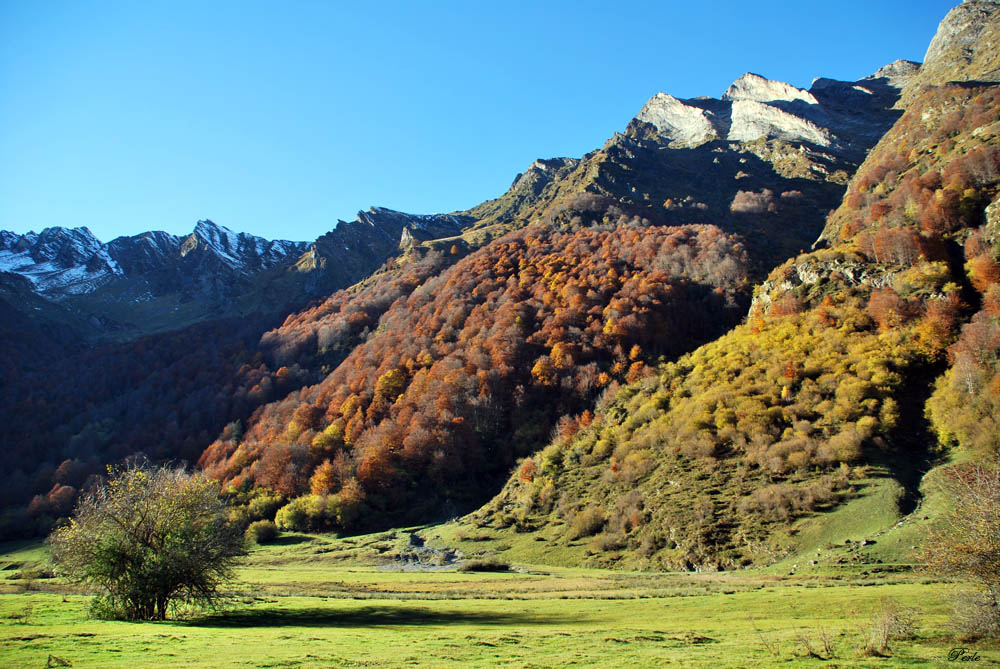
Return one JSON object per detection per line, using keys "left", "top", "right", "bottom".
{"left": 0, "top": 530, "right": 995, "bottom": 668}
{"left": 2, "top": 457, "right": 982, "bottom": 666}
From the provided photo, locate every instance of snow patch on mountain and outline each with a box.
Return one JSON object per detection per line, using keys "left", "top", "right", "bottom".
{"left": 0, "top": 221, "right": 308, "bottom": 299}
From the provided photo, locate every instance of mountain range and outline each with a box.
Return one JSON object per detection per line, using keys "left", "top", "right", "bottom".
{"left": 1, "top": 58, "right": 917, "bottom": 343}
{"left": 2, "top": 0, "right": 999, "bottom": 579}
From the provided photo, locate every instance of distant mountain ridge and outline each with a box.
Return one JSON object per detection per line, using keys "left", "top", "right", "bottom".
{"left": 0, "top": 220, "right": 307, "bottom": 298}
{"left": 0, "top": 209, "right": 472, "bottom": 342}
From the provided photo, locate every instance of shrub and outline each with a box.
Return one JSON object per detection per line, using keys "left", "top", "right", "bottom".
{"left": 274, "top": 497, "right": 312, "bottom": 532}
{"left": 569, "top": 506, "right": 606, "bottom": 539}
{"left": 858, "top": 598, "right": 919, "bottom": 656}
{"left": 247, "top": 492, "right": 285, "bottom": 521}
{"left": 245, "top": 520, "right": 278, "bottom": 544}
{"left": 457, "top": 557, "right": 511, "bottom": 572}
{"left": 951, "top": 589, "right": 1000, "bottom": 640}
{"left": 730, "top": 189, "right": 776, "bottom": 214}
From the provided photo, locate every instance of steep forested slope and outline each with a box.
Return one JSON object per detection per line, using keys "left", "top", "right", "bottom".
{"left": 449, "top": 4, "right": 1000, "bottom": 571}
{"left": 201, "top": 200, "right": 751, "bottom": 529}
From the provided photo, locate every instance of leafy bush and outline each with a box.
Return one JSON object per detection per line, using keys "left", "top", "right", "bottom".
{"left": 245, "top": 520, "right": 278, "bottom": 544}
{"left": 247, "top": 493, "right": 285, "bottom": 521}
{"left": 48, "top": 464, "right": 246, "bottom": 621}
{"left": 274, "top": 496, "right": 318, "bottom": 532}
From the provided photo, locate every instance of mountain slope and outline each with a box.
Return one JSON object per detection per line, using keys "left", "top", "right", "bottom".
{"left": 0, "top": 16, "right": 945, "bottom": 540}
{"left": 439, "top": 2, "right": 1000, "bottom": 571}
{"left": 187, "top": 62, "right": 925, "bottom": 534}
{"left": 200, "top": 203, "right": 752, "bottom": 530}
{"left": 458, "top": 65, "right": 912, "bottom": 279}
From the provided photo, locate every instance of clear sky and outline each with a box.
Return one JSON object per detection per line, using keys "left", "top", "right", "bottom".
{"left": 0, "top": 0, "right": 956, "bottom": 243}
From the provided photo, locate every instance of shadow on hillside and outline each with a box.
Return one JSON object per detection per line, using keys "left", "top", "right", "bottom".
{"left": 187, "top": 605, "right": 574, "bottom": 629}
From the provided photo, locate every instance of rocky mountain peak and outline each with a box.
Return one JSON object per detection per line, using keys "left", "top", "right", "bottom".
{"left": 628, "top": 67, "right": 899, "bottom": 152}
{"left": 0, "top": 226, "right": 121, "bottom": 294}
{"left": 510, "top": 158, "right": 580, "bottom": 193}
{"left": 0, "top": 219, "right": 312, "bottom": 302}
{"left": 864, "top": 59, "right": 922, "bottom": 88}
{"left": 32, "top": 226, "right": 104, "bottom": 265}
{"left": 634, "top": 93, "right": 717, "bottom": 146}
{"left": 925, "top": 1, "right": 1000, "bottom": 73}
{"left": 182, "top": 219, "right": 241, "bottom": 260}
{"left": 899, "top": 0, "right": 1000, "bottom": 98}
{"left": 722, "top": 72, "right": 819, "bottom": 105}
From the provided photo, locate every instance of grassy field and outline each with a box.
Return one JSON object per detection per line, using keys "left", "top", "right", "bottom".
{"left": 0, "top": 530, "right": 995, "bottom": 668}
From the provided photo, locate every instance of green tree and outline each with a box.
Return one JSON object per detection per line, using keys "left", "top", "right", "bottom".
{"left": 48, "top": 464, "right": 246, "bottom": 621}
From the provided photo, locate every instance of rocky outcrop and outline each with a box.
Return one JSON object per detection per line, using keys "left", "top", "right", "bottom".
{"left": 728, "top": 99, "right": 832, "bottom": 146}
{"left": 288, "top": 207, "right": 472, "bottom": 300}
{"left": 723, "top": 72, "right": 819, "bottom": 104}
{"left": 984, "top": 193, "right": 1000, "bottom": 251}
{"left": 924, "top": 0, "right": 1000, "bottom": 78}
{"left": 634, "top": 93, "right": 718, "bottom": 146}
{"left": 900, "top": 0, "right": 1000, "bottom": 100}
{"left": 463, "top": 157, "right": 581, "bottom": 229}
{"left": 865, "top": 59, "right": 922, "bottom": 89}
{"left": 509, "top": 158, "right": 580, "bottom": 195}
{"left": 750, "top": 253, "right": 900, "bottom": 316}
{"left": 299, "top": 207, "right": 469, "bottom": 272}
{"left": 628, "top": 67, "right": 908, "bottom": 156}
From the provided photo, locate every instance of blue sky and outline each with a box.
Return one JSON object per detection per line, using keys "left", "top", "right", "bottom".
{"left": 1, "top": 0, "right": 955, "bottom": 243}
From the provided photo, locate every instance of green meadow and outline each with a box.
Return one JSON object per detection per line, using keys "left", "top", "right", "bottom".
{"left": 0, "top": 529, "right": 995, "bottom": 668}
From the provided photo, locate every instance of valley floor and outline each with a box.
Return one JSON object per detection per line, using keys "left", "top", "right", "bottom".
{"left": 0, "top": 532, "right": 993, "bottom": 668}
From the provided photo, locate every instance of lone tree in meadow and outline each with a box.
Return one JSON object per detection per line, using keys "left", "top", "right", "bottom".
{"left": 48, "top": 463, "right": 246, "bottom": 621}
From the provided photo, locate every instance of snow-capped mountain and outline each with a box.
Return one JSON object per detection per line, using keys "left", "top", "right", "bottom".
{"left": 0, "top": 211, "right": 473, "bottom": 342}
{"left": 0, "top": 220, "right": 308, "bottom": 298}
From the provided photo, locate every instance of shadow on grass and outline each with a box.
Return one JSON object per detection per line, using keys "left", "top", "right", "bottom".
{"left": 187, "top": 605, "right": 576, "bottom": 629}
{"left": 266, "top": 534, "right": 314, "bottom": 546}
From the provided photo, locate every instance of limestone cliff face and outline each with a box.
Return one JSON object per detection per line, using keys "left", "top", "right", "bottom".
{"left": 628, "top": 68, "right": 909, "bottom": 158}
{"left": 722, "top": 72, "right": 819, "bottom": 105}
{"left": 635, "top": 93, "right": 718, "bottom": 146}
{"left": 727, "top": 99, "right": 832, "bottom": 146}
{"left": 924, "top": 0, "right": 1000, "bottom": 78}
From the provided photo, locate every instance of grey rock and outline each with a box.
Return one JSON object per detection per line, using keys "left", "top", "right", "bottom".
{"left": 631, "top": 67, "right": 906, "bottom": 154}
{"left": 723, "top": 72, "right": 819, "bottom": 105}
{"left": 728, "top": 99, "right": 832, "bottom": 146}
{"left": 864, "top": 59, "right": 922, "bottom": 89}
{"left": 635, "top": 93, "right": 718, "bottom": 146}
{"left": 984, "top": 194, "right": 1000, "bottom": 247}
{"left": 750, "top": 255, "right": 900, "bottom": 316}
{"left": 924, "top": 0, "right": 1000, "bottom": 74}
